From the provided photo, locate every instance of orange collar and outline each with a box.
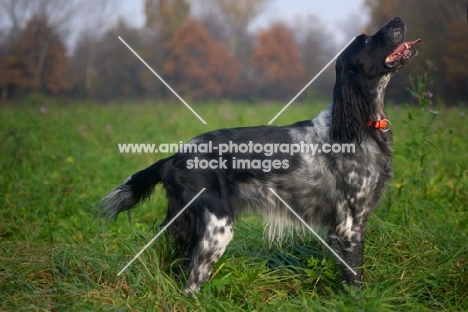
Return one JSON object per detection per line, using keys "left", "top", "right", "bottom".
{"left": 368, "top": 119, "right": 390, "bottom": 130}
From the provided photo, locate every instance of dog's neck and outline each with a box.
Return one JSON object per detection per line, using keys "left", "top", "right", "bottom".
{"left": 330, "top": 74, "right": 393, "bottom": 143}
{"left": 371, "top": 74, "right": 392, "bottom": 120}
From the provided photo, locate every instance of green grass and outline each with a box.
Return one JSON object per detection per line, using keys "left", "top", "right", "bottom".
{"left": 0, "top": 96, "right": 467, "bottom": 311}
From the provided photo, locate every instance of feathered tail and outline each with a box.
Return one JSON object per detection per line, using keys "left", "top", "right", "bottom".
{"left": 97, "top": 156, "right": 173, "bottom": 221}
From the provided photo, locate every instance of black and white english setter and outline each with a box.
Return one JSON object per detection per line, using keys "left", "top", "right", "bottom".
{"left": 98, "top": 17, "right": 420, "bottom": 294}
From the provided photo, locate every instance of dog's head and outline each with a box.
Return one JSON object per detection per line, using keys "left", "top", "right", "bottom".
{"left": 331, "top": 17, "right": 421, "bottom": 143}
{"left": 336, "top": 17, "right": 421, "bottom": 82}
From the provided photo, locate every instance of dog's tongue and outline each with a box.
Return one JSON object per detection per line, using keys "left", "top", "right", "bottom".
{"left": 391, "top": 39, "right": 422, "bottom": 56}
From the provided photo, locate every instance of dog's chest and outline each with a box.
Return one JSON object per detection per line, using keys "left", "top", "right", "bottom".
{"left": 340, "top": 142, "right": 391, "bottom": 210}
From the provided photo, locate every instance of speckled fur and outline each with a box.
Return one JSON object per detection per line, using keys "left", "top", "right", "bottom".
{"left": 98, "top": 17, "right": 418, "bottom": 294}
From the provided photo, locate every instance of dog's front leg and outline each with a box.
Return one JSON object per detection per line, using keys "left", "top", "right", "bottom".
{"left": 329, "top": 233, "right": 364, "bottom": 289}
{"left": 329, "top": 219, "right": 366, "bottom": 290}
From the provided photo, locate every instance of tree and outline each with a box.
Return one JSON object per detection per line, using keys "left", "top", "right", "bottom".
{"left": 66, "top": 0, "right": 121, "bottom": 98}
{"left": 198, "top": 10, "right": 229, "bottom": 43}
{"left": 145, "top": 0, "right": 190, "bottom": 41}
{"left": 292, "top": 15, "right": 336, "bottom": 100}
{"left": 141, "top": 0, "right": 191, "bottom": 98}
{"left": 441, "top": 21, "right": 468, "bottom": 101}
{"left": 80, "top": 0, "right": 119, "bottom": 96}
{"left": 26, "top": 0, "right": 81, "bottom": 90}
{"left": 203, "top": 0, "right": 272, "bottom": 60}
{"left": 0, "top": 14, "right": 71, "bottom": 98}
{"left": 0, "top": 0, "right": 83, "bottom": 99}
{"left": 78, "top": 19, "right": 146, "bottom": 100}
{"left": 161, "top": 20, "right": 241, "bottom": 100}
{"left": 69, "top": 30, "right": 96, "bottom": 98}
{"left": 0, "top": 0, "right": 34, "bottom": 42}
{"left": 250, "top": 23, "right": 305, "bottom": 99}
{"left": 0, "top": 54, "right": 35, "bottom": 100}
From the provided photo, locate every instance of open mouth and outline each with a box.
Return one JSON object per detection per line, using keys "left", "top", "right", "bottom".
{"left": 385, "top": 38, "right": 422, "bottom": 67}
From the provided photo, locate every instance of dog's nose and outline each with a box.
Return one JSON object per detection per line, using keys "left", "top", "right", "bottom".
{"left": 393, "top": 17, "right": 401, "bottom": 24}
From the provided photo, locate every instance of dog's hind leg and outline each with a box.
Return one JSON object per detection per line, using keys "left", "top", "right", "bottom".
{"left": 184, "top": 211, "right": 234, "bottom": 295}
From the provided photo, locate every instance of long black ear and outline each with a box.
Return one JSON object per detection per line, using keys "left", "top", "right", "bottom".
{"left": 330, "top": 51, "right": 374, "bottom": 143}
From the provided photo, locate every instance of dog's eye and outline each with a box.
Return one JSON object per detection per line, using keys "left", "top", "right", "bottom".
{"left": 365, "top": 37, "right": 372, "bottom": 44}
{"left": 348, "top": 69, "right": 354, "bottom": 75}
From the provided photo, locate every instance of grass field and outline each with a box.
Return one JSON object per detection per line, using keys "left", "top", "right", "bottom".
{"left": 1, "top": 92, "right": 467, "bottom": 311}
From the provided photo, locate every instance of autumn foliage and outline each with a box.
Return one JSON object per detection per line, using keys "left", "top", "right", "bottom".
{"left": 250, "top": 23, "right": 305, "bottom": 99}
{"left": 0, "top": 0, "right": 466, "bottom": 104}
{"left": 162, "top": 20, "right": 241, "bottom": 100}
{"left": 0, "top": 15, "right": 70, "bottom": 99}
